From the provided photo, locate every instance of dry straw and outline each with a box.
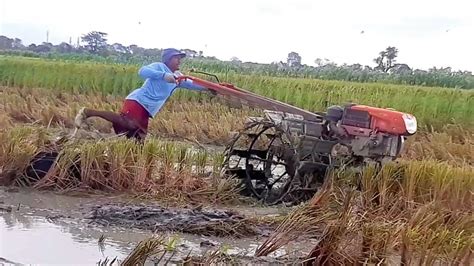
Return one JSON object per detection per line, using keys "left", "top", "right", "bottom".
{"left": 0, "top": 126, "right": 241, "bottom": 204}
{"left": 255, "top": 161, "right": 473, "bottom": 264}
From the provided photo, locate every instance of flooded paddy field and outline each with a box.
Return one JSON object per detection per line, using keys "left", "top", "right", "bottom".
{"left": 0, "top": 187, "right": 314, "bottom": 265}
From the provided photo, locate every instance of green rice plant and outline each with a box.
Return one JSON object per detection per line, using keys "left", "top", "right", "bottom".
{"left": 193, "top": 149, "right": 209, "bottom": 175}
{"left": 175, "top": 144, "right": 190, "bottom": 173}
{"left": 211, "top": 152, "right": 226, "bottom": 174}
{"left": 1, "top": 56, "right": 473, "bottom": 131}
{"left": 153, "top": 141, "right": 178, "bottom": 185}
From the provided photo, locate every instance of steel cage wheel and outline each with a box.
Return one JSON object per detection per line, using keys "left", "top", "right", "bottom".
{"left": 244, "top": 124, "right": 295, "bottom": 202}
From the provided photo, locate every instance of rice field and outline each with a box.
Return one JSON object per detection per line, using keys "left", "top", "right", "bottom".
{"left": 0, "top": 56, "right": 473, "bottom": 264}
{"left": 1, "top": 86, "right": 472, "bottom": 165}
{"left": 1, "top": 56, "right": 473, "bottom": 130}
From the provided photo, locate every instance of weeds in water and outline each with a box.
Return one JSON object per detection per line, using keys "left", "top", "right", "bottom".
{"left": 121, "top": 236, "right": 165, "bottom": 266}
{"left": 97, "top": 256, "right": 117, "bottom": 266}
{"left": 98, "top": 234, "right": 107, "bottom": 255}
{"left": 122, "top": 235, "right": 221, "bottom": 266}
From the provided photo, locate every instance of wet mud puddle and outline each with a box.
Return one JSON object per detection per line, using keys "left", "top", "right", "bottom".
{"left": 1, "top": 213, "right": 136, "bottom": 264}
{"left": 0, "top": 187, "right": 311, "bottom": 264}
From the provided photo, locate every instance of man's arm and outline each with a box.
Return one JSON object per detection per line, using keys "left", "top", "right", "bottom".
{"left": 138, "top": 63, "right": 167, "bottom": 80}
{"left": 178, "top": 79, "right": 207, "bottom": 91}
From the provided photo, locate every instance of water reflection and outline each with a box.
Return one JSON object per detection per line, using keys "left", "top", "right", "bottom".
{"left": 0, "top": 212, "right": 131, "bottom": 265}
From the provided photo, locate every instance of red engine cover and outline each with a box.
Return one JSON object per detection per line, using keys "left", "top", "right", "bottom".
{"left": 345, "top": 105, "right": 410, "bottom": 135}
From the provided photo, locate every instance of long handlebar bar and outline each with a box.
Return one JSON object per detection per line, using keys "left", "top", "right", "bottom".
{"left": 176, "top": 75, "right": 323, "bottom": 122}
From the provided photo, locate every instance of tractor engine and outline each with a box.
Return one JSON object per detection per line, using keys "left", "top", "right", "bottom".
{"left": 326, "top": 104, "right": 417, "bottom": 160}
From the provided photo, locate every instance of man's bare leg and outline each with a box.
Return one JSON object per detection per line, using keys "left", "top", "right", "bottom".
{"left": 75, "top": 107, "right": 136, "bottom": 130}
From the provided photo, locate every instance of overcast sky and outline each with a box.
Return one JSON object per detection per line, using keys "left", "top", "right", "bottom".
{"left": 1, "top": 0, "right": 473, "bottom": 71}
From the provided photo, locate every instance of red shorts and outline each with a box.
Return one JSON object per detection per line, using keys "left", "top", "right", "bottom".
{"left": 112, "top": 100, "right": 150, "bottom": 140}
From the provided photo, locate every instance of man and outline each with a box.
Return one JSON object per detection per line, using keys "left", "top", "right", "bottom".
{"left": 74, "top": 48, "right": 210, "bottom": 141}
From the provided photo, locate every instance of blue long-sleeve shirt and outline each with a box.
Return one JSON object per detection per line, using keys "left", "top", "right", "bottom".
{"left": 126, "top": 62, "right": 205, "bottom": 117}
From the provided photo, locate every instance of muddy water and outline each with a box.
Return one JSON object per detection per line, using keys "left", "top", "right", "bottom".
{"left": 0, "top": 187, "right": 313, "bottom": 264}
{"left": 1, "top": 213, "right": 137, "bottom": 264}
{"left": 0, "top": 188, "right": 142, "bottom": 264}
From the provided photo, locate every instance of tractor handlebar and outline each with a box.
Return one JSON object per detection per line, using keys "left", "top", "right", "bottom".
{"left": 176, "top": 75, "right": 245, "bottom": 95}
{"left": 175, "top": 74, "right": 323, "bottom": 122}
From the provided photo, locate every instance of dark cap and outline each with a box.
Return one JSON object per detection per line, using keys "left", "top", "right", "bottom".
{"left": 162, "top": 48, "right": 186, "bottom": 63}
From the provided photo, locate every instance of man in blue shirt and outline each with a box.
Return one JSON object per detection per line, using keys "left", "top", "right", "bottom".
{"left": 74, "top": 48, "right": 210, "bottom": 141}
